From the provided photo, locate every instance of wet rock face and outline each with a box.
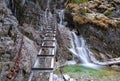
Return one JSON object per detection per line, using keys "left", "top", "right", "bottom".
{"left": 64, "top": 10, "right": 75, "bottom": 29}
{"left": 5, "top": 0, "right": 67, "bottom": 26}
{"left": 56, "top": 0, "right": 67, "bottom": 9}
{"left": 0, "top": 1, "right": 38, "bottom": 80}
{"left": 0, "top": 1, "right": 18, "bottom": 80}
{"left": 5, "top": 0, "right": 26, "bottom": 24}
{"left": 0, "top": 37, "right": 16, "bottom": 61}
{"left": 56, "top": 27, "right": 73, "bottom": 64}
{"left": 4, "top": 0, "right": 59, "bottom": 25}
{"left": 114, "top": 0, "right": 120, "bottom": 4}
{"left": 5, "top": 0, "right": 42, "bottom": 25}
{"left": 111, "top": 4, "right": 120, "bottom": 17}
{"left": 0, "top": 0, "right": 18, "bottom": 62}
{"left": 77, "top": 24, "right": 120, "bottom": 57}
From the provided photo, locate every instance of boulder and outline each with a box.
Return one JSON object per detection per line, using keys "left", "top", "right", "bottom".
{"left": 19, "top": 36, "right": 38, "bottom": 73}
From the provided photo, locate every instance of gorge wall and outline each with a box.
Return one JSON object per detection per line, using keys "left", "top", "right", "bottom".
{"left": 65, "top": 0, "right": 120, "bottom": 61}
{"left": 0, "top": 0, "right": 72, "bottom": 80}
{"left": 1, "top": 0, "right": 120, "bottom": 81}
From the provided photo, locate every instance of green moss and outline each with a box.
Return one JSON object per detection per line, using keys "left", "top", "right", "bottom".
{"left": 70, "top": 0, "right": 88, "bottom": 4}
{"left": 62, "top": 65, "right": 104, "bottom": 77}
{"left": 104, "top": 10, "right": 113, "bottom": 16}
{"left": 55, "top": 65, "right": 119, "bottom": 78}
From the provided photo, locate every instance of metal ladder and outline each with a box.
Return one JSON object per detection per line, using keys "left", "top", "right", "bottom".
{"left": 28, "top": 25, "right": 57, "bottom": 81}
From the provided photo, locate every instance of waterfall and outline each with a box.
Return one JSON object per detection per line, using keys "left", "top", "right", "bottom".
{"left": 70, "top": 32, "right": 101, "bottom": 69}
{"left": 71, "top": 32, "right": 90, "bottom": 63}
{"left": 59, "top": 9, "right": 64, "bottom": 26}
{"left": 44, "top": 0, "right": 52, "bottom": 25}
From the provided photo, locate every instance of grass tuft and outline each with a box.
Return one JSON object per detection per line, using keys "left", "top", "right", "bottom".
{"left": 70, "top": 0, "right": 88, "bottom": 4}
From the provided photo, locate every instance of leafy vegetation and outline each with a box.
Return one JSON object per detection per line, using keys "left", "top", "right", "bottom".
{"left": 70, "top": 0, "right": 88, "bottom": 4}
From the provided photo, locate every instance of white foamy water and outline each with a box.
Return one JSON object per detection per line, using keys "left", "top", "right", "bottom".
{"left": 70, "top": 32, "right": 101, "bottom": 69}
{"left": 59, "top": 9, "right": 64, "bottom": 26}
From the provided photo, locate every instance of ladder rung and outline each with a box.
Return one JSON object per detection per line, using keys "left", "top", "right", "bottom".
{"left": 41, "top": 46, "right": 55, "bottom": 48}
{"left": 46, "top": 27, "right": 53, "bottom": 29}
{"left": 45, "top": 28, "right": 56, "bottom": 30}
{"left": 45, "top": 31, "right": 56, "bottom": 33}
{"left": 45, "top": 35, "right": 56, "bottom": 37}
{"left": 32, "top": 68, "right": 53, "bottom": 71}
{"left": 37, "top": 55, "right": 54, "bottom": 57}
{"left": 43, "top": 40, "right": 56, "bottom": 42}
{"left": 45, "top": 33, "right": 56, "bottom": 35}
{"left": 46, "top": 31, "right": 56, "bottom": 33}
{"left": 44, "top": 29, "right": 56, "bottom": 31}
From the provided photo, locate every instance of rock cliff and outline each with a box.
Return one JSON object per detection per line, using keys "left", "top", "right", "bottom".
{"left": 65, "top": 0, "right": 120, "bottom": 61}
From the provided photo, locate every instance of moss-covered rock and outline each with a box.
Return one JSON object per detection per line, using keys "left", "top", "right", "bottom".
{"left": 67, "top": 0, "right": 120, "bottom": 29}
{"left": 55, "top": 65, "right": 120, "bottom": 81}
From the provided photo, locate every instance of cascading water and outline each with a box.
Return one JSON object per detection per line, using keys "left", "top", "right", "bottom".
{"left": 59, "top": 9, "right": 64, "bottom": 26}
{"left": 70, "top": 32, "right": 101, "bottom": 69}
{"left": 70, "top": 32, "right": 90, "bottom": 63}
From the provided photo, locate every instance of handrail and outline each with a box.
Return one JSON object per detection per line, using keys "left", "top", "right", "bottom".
{"left": 6, "top": 35, "right": 24, "bottom": 81}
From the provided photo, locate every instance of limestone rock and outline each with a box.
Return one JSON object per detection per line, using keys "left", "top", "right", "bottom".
{"left": 63, "top": 74, "right": 70, "bottom": 80}
{"left": 19, "top": 36, "right": 38, "bottom": 73}
{"left": 56, "top": 26, "right": 73, "bottom": 65}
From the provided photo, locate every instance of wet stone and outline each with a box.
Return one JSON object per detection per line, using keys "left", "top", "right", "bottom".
{"left": 0, "top": 22, "right": 2, "bottom": 27}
